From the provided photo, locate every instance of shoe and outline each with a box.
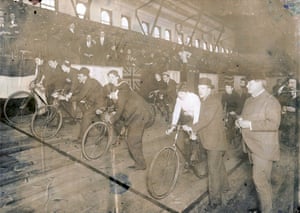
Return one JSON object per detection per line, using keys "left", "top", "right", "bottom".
{"left": 248, "top": 208, "right": 261, "bottom": 213}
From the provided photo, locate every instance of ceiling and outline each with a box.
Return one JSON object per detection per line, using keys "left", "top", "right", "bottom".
{"left": 133, "top": 0, "right": 297, "bottom": 56}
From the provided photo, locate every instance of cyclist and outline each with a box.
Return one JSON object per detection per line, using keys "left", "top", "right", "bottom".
{"left": 67, "top": 67, "right": 106, "bottom": 142}
{"left": 105, "top": 70, "right": 155, "bottom": 170}
{"left": 166, "top": 82, "right": 202, "bottom": 171}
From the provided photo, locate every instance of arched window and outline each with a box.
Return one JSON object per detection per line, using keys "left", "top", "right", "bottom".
{"left": 215, "top": 46, "right": 219, "bottom": 53}
{"left": 153, "top": 26, "right": 161, "bottom": 38}
{"left": 209, "top": 44, "right": 213, "bottom": 52}
{"left": 194, "top": 39, "right": 200, "bottom": 48}
{"left": 41, "top": 0, "right": 55, "bottom": 11}
{"left": 142, "top": 22, "right": 149, "bottom": 35}
{"left": 177, "top": 33, "right": 183, "bottom": 44}
{"left": 186, "top": 36, "right": 191, "bottom": 46}
{"left": 101, "top": 10, "right": 112, "bottom": 25}
{"left": 202, "top": 41, "right": 207, "bottom": 50}
{"left": 76, "top": 3, "right": 86, "bottom": 19}
{"left": 221, "top": 47, "right": 225, "bottom": 53}
{"left": 121, "top": 16, "right": 129, "bottom": 30}
{"left": 164, "top": 29, "right": 171, "bottom": 41}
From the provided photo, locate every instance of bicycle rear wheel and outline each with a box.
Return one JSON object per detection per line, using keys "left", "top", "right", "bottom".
{"left": 31, "top": 105, "right": 63, "bottom": 139}
{"left": 147, "top": 147, "right": 180, "bottom": 199}
{"left": 4, "top": 91, "right": 37, "bottom": 125}
{"left": 82, "top": 121, "right": 112, "bottom": 160}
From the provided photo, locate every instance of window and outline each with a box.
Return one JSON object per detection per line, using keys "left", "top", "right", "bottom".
{"left": 194, "top": 39, "right": 200, "bottom": 48}
{"left": 76, "top": 3, "right": 86, "bottom": 19}
{"left": 164, "top": 29, "right": 171, "bottom": 41}
{"left": 142, "top": 22, "right": 149, "bottom": 35}
{"left": 215, "top": 46, "right": 219, "bottom": 53}
{"left": 177, "top": 33, "right": 183, "bottom": 44}
{"left": 41, "top": 0, "right": 55, "bottom": 11}
{"left": 186, "top": 36, "right": 191, "bottom": 46}
{"left": 221, "top": 47, "right": 225, "bottom": 53}
{"left": 202, "top": 41, "right": 207, "bottom": 50}
{"left": 153, "top": 26, "right": 161, "bottom": 38}
{"left": 121, "top": 16, "right": 130, "bottom": 30}
{"left": 209, "top": 44, "right": 213, "bottom": 52}
{"left": 101, "top": 9, "right": 112, "bottom": 25}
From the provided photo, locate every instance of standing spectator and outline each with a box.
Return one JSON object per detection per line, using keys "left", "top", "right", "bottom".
{"left": 238, "top": 77, "right": 250, "bottom": 110}
{"left": 162, "top": 71, "right": 177, "bottom": 117}
{"left": 188, "top": 77, "right": 229, "bottom": 209}
{"left": 236, "top": 73, "right": 281, "bottom": 213}
{"left": 62, "top": 22, "right": 79, "bottom": 63}
{"left": 221, "top": 81, "right": 242, "bottom": 148}
{"left": 79, "top": 34, "right": 96, "bottom": 65}
{"left": 106, "top": 70, "right": 155, "bottom": 170}
{"left": 280, "top": 78, "right": 299, "bottom": 148}
{"left": 178, "top": 46, "right": 192, "bottom": 82}
{"left": 97, "top": 31, "right": 110, "bottom": 65}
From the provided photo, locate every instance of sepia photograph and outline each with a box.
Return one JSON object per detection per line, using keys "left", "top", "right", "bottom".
{"left": 0, "top": 0, "right": 299, "bottom": 212}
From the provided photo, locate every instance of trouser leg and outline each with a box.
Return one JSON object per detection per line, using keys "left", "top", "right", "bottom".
{"left": 207, "top": 150, "right": 228, "bottom": 205}
{"left": 126, "top": 121, "right": 146, "bottom": 168}
{"left": 252, "top": 154, "right": 273, "bottom": 213}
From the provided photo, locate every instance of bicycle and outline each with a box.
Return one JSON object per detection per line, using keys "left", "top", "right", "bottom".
{"left": 30, "top": 90, "right": 75, "bottom": 140}
{"left": 148, "top": 90, "right": 170, "bottom": 122}
{"left": 81, "top": 112, "right": 114, "bottom": 161}
{"left": 4, "top": 81, "right": 48, "bottom": 125}
{"left": 146, "top": 125, "right": 204, "bottom": 199}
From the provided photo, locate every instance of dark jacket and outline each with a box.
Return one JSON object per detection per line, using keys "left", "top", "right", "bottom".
{"left": 192, "top": 94, "right": 227, "bottom": 151}
{"left": 111, "top": 82, "right": 153, "bottom": 126}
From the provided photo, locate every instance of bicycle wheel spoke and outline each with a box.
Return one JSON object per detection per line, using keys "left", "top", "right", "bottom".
{"left": 4, "top": 91, "right": 36, "bottom": 125}
{"left": 82, "top": 122, "right": 111, "bottom": 160}
{"left": 147, "top": 147, "right": 179, "bottom": 199}
{"left": 31, "top": 106, "right": 62, "bottom": 139}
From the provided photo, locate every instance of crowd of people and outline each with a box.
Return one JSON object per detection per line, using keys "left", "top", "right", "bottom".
{"left": 32, "top": 53, "right": 299, "bottom": 212}
{"left": 1, "top": 3, "right": 300, "bottom": 213}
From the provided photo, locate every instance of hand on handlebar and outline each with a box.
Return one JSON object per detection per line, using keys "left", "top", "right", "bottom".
{"left": 182, "top": 125, "right": 197, "bottom": 140}
{"left": 166, "top": 125, "right": 176, "bottom": 135}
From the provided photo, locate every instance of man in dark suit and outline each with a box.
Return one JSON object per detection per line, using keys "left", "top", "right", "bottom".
{"left": 162, "top": 71, "right": 177, "bottom": 119}
{"left": 70, "top": 67, "right": 106, "bottom": 141}
{"left": 186, "top": 77, "right": 229, "bottom": 209}
{"left": 106, "top": 70, "right": 155, "bottom": 170}
{"left": 237, "top": 73, "right": 281, "bottom": 213}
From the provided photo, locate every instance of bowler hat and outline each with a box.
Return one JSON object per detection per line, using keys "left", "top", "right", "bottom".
{"left": 198, "top": 77, "right": 214, "bottom": 88}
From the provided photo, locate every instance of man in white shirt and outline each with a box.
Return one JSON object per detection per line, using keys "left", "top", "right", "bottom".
{"left": 166, "top": 83, "right": 202, "bottom": 170}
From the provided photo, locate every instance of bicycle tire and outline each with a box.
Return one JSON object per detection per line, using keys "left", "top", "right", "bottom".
{"left": 81, "top": 121, "right": 112, "bottom": 160}
{"left": 4, "top": 91, "right": 37, "bottom": 125}
{"left": 146, "top": 146, "right": 180, "bottom": 199}
{"left": 31, "top": 105, "right": 63, "bottom": 140}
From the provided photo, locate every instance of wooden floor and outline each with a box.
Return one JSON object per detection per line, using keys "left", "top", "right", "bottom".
{"left": 0, "top": 114, "right": 297, "bottom": 213}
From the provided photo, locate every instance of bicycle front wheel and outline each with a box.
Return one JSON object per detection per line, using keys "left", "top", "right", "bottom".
{"left": 147, "top": 147, "right": 180, "bottom": 199}
{"left": 4, "top": 91, "right": 37, "bottom": 125}
{"left": 82, "top": 121, "right": 112, "bottom": 160}
{"left": 31, "top": 105, "right": 63, "bottom": 140}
